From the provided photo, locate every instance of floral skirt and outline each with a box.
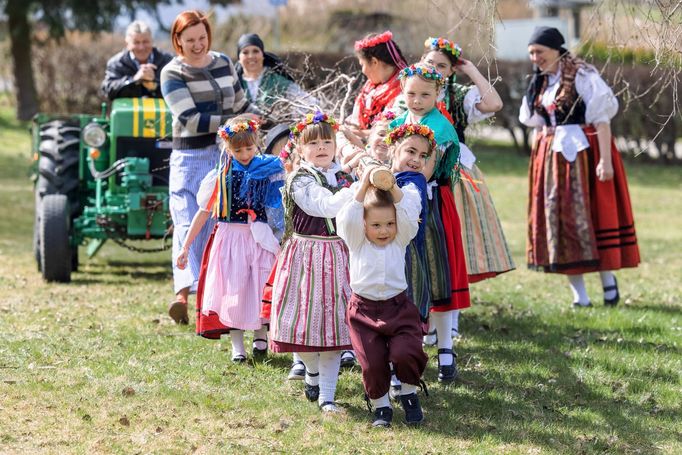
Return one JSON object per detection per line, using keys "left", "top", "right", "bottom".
{"left": 527, "top": 125, "right": 640, "bottom": 274}
{"left": 454, "top": 163, "right": 515, "bottom": 282}
{"left": 269, "top": 234, "right": 352, "bottom": 353}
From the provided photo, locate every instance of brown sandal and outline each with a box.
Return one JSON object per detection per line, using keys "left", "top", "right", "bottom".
{"left": 168, "top": 300, "right": 189, "bottom": 324}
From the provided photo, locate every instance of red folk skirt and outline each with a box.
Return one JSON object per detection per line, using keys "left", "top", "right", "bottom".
{"left": 433, "top": 185, "right": 471, "bottom": 311}
{"left": 195, "top": 225, "right": 225, "bottom": 339}
{"left": 527, "top": 126, "right": 640, "bottom": 274}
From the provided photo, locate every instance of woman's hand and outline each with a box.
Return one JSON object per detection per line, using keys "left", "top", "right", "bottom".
{"left": 453, "top": 58, "right": 477, "bottom": 77}
{"left": 596, "top": 159, "right": 614, "bottom": 182}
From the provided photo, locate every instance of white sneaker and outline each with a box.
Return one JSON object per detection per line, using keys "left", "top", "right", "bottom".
{"left": 319, "top": 401, "right": 341, "bottom": 413}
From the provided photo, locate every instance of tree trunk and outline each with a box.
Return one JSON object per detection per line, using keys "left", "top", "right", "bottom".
{"left": 6, "top": 0, "right": 38, "bottom": 121}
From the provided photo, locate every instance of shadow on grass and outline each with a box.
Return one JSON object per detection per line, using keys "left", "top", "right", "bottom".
{"left": 415, "top": 305, "right": 677, "bottom": 452}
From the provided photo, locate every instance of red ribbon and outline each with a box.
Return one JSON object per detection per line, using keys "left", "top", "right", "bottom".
{"left": 460, "top": 168, "right": 481, "bottom": 193}
{"left": 236, "top": 208, "right": 257, "bottom": 222}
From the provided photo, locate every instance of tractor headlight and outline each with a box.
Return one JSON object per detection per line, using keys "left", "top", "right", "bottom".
{"left": 83, "top": 123, "right": 107, "bottom": 148}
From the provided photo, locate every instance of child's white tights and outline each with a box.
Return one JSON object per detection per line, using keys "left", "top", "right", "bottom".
{"left": 431, "top": 310, "right": 454, "bottom": 366}
{"left": 298, "top": 351, "right": 342, "bottom": 404}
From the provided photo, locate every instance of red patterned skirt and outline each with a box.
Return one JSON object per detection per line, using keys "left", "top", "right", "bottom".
{"left": 431, "top": 185, "right": 471, "bottom": 312}
{"left": 527, "top": 126, "right": 640, "bottom": 274}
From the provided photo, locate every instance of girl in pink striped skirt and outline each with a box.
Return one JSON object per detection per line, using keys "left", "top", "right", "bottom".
{"left": 269, "top": 112, "right": 355, "bottom": 413}
{"left": 177, "top": 117, "right": 285, "bottom": 362}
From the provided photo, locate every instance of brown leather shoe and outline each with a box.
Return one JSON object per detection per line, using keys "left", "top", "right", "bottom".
{"left": 168, "top": 300, "right": 189, "bottom": 324}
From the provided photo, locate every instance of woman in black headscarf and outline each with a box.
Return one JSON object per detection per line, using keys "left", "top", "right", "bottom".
{"left": 519, "top": 26, "right": 640, "bottom": 307}
{"left": 235, "top": 33, "right": 317, "bottom": 117}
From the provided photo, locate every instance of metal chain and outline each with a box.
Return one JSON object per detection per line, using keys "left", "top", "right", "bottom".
{"left": 96, "top": 216, "right": 173, "bottom": 253}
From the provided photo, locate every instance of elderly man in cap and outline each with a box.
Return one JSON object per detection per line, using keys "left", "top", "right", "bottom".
{"left": 100, "top": 20, "right": 173, "bottom": 100}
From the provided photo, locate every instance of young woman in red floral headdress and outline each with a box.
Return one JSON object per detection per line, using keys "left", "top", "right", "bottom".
{"left": 342, "top": 31, "right": 408, "bottom": 143}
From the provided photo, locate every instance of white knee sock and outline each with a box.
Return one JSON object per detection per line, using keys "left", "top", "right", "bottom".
{"left": 401, "top": 383, "right": 417, "bottom": 396}
{"left": 432, "top": 311, "right": 454, "bottom": 366}
{"left": 298, "top": 352, "right": 319, "bottom": 386}
{"left": 230, "top": 330, "right": 246, "bottom": 358}
{"left": 567, "top": 274, "right": 590, "bottom": 305}
{"left": 389, "top": 362, "right": 401, "bottom": 387}
{"left": 451, "top": 310, "right": 460, "bottom": 336}
{"left": 371, "top": 393, "right": 391, "bottom": 409}
{"left": 600, "top": 271, "right": 617, "bottom": 300}
{"left": 318, "top": 351, "right": 342, "bottom": 404}
{"left": 252, "top": 325, "right": 267, "bottom": 350}
{"left": 293, "top": 352, "right": 302, "bottom": 364}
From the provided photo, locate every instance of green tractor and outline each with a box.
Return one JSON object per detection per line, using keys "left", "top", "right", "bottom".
{"left": 31, "top": 98, "right": 173, "bottom": 282}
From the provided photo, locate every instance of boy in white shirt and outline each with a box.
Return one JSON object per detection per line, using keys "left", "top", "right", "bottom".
{"left": 337, "top": 166, "right": 428, "bottom": 427}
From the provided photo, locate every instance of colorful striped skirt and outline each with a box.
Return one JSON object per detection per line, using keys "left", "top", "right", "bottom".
{"left": 195, "top": 223, "right": 276, "bottom": 339}
{"left": 425, "top": 190, "right": 452, "bottom": 307}
{"left": 527, "top": 126, "right": 640, "bottom": 274}
{"left": 454, "top": 164, "right": 515, "bottom": 283}
{"left": 433, "top": 185, "right": 471, "bottom": 311}
{"left": 269, "top": 234, "right": 352, "bottom": 353}
{"left": 405, "top": 241, "right": 431, "bottom": 324}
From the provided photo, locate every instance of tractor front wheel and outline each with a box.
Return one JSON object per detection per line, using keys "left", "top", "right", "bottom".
{"left": 40, "top": 194, "right": 72, "bottom": 283}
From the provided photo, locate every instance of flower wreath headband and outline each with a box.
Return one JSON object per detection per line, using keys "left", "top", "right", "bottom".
{"left": 218, "top": 119, "right": 260, "bottom": 142}
{"left": 398, "top": 63, "right": 445, "bottom": 88}
{"left": 354, "top": 30, "right": 393, "bottom": 51}
{"left": 425, "top": 36, "right": 463, "bottom": 63}
{"left": 289, "top": 111, "right": 339, "bottom": 140}
{"left": 384, "top": 123, "right": 437, "bottom": 151}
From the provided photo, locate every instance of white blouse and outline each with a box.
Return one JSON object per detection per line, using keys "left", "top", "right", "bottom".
{"left": 459, "top": 86, "right": 493, "bottom": 170}
{"left": 337, "top": 183, "right": 421, "bottom": 301}
{"left": 291, "top": 162, "right": 354, "bottom": 218}
{"left": 519, "top": 65, "right": 618, "bottom": 162}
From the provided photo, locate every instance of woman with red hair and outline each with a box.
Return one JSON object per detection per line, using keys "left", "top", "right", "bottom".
{"left": 161, "top": 10, "right": 259, "bottom": 326}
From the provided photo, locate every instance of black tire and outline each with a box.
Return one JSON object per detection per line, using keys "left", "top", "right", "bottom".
{"left": 33, "top": 192, "right": 42, "bottom": 271}
{"left": 33, "top": 120, "right": 81, "bottom": 271}
{"left": 40, "top": 194, "right": 72, "bottom": 283}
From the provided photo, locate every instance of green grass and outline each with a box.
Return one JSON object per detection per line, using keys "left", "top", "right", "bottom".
{"left": 1, "top": 106, "right": 681, "bottom": 454}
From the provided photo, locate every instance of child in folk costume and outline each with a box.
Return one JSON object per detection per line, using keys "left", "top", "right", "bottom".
{"left": 269, "top": 112, "right": 355, "bottom": 413}
{"left": 337, "top": 162, "right": 427, "bottom": 427}
{"left": 259, "top": 134, "right": 308, "bottom": 380}
{"left": 390, "top": 63, "right": 469, "bottom": 382}
{"left": 386, "top": 124, "right": 435, "bottom": 399}
{"left": 177, "top": 117, "right": 285, "bottom": 362}
{"left": 422, "top": 37, "right": 515, "bottom": 341}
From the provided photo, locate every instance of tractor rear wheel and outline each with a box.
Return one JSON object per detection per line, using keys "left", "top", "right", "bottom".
{"left": 33, "top": 120, "right": 81, "bottom": 271}
{"left": 40, "top": 194, "right": 72, "bottom": 283}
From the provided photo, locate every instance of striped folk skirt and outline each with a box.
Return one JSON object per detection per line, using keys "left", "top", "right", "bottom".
{"left": 437, "top": 185, "right": 471, "bottom": 311}
{"left": 269, "top": 234, "right": 352, "bottom": 353}
{"left": 405, "top": 241, "right": 431, "bottom": 324}
{"left": 195, "top": 223, "right": 276, "bottom": 339}
{"left": 527, "top": 125, "right": 640, "bottom": 274}
{"left": 453, "top": 164, "right": 515, "bottom": 283}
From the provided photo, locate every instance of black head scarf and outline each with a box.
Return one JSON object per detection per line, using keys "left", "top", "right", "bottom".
{"left": 236, "top": 33, "right": 293, "bottom": 82}
{"left": 526, "top": 27, "right": 568, "bottom": 112}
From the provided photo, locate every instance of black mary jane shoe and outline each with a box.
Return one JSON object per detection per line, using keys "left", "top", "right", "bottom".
{"left": 437, "top": 348, "right": 458, "bottom": 383}
{"left": 603, "top": 276, "right": 620, "bottom": 307}
{"left": 304, "top": 372, "right": 320, "bottom": 402}
{"left": 252, "top": 338, "right": 268, "bottom": 357}
{"left": 231, "top": 354, "right": 247, "bottom": 363}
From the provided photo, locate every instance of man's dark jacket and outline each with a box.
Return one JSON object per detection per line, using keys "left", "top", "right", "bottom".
{"left": 100, "top": 48, "right": 174, "bottom": 100}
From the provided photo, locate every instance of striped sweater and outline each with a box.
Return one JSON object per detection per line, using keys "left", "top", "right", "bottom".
{"left": 161, "top": 51, "right": 258, "bottom": 149}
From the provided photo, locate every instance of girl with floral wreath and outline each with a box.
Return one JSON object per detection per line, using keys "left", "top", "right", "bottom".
{"left": 421, "top": 36, "right": 515, "bottom": 343}
{"left": 269, "top": 112, "right": 355, "bottom": 413}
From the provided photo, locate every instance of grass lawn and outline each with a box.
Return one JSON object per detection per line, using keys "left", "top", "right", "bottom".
{"left": 0, "top": 103, "right": 680, "bottom": 454}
